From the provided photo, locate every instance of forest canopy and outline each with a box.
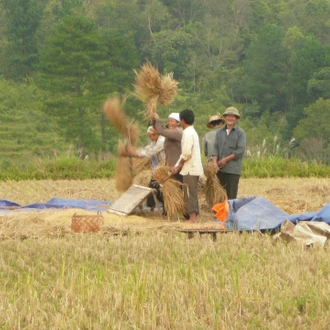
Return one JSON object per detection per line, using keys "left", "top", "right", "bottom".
{"left": 0, "top": 0, "right": 329, "bottom": 162}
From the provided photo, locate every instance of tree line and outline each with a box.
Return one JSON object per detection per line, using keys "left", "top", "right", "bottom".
{"left": 0, "top": 0, "right": 329, "bottom": 162}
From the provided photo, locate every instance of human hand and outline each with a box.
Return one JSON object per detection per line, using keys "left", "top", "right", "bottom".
{"left": 218, "top": 158, "right": 228, "bottom": 168}
{"left": 125, "top": 144, "right": 135, "bottom": 155}
{"left": 171, "top": 166, "right": 181, "bottom": 175}
{"left": 153, "top": 113, "right": 160, "bottom": 120}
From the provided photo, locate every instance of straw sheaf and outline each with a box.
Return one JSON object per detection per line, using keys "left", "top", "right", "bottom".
{"left": 152, "top": 165, "right": 185, "bottom": 217}
{"left": 134, "top": 169, "right": 152, "bottom": 187}
{"left": 159, "top": 73, "right": 179, "bottom": 105}
{"left": 103, "top": 96, "right": 140, "bottom": 145}
{"left": 133, "top": 157, "right": 152, "bottom": 174}
{"left": 128, "top": 122, "right": 140, "bottom": 146}
{"left": 134, "top": 62, "right": 178, "bottom": 118}
{"left": 203, "top": 162, "right": 227, "bottom": 207}
{"left": 103, "top": 96, "right": 128, "bottom": 137}
{"left": 115, "top": 141, "right": 133, "bottom": 193}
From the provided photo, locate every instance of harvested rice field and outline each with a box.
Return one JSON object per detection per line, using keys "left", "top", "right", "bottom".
{"left": 0, "top": 178, "right": 329, "bottom": 239}
{"left": 1, "top": 178, "right": 330, "bottom": 329}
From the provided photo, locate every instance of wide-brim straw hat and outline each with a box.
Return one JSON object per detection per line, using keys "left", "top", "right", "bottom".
{"left": 223, "top": 107, "right": 240, "bottom": 118}
{"left": 207, "top": 114, "right": 225, "bottom": 128}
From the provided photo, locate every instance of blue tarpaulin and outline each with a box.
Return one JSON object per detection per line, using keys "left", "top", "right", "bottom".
{"left": 0, "top": 197, "right": 112, "bottom": 213}
{"left": 1, "top": 196, "right": 330, "bottom": 231}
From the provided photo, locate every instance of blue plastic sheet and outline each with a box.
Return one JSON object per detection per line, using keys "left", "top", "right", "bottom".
{"left": 0, "top": 197, "right": 112, "bottom": 213}
{"left": 226, "top": 197, "right": 289, "bottom": 231}
{"left": 289, "top": 204, "right": 330, "bottom": 225}
{"left": 1, "top": 196, "right": 330, "bottom": 230}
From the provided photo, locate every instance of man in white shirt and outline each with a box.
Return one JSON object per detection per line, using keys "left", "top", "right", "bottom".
{"left": 172, "top": 109, "right": 203, "bottom": 223}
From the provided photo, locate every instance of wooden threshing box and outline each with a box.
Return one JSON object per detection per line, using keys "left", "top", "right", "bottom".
{"left": 108, "top": 184, "right": 154, "bottom": 216}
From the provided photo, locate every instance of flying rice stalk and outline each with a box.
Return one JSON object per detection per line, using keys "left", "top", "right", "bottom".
{"left": 152, "top": 165, "right": 185, "bottom": 217}
{"left": 103, "top": 96, "right": 129, "bottom": 137}
{"left": 203, "top": 162, "right": 228, "bottom": 207}
{"left": 103, "top": 96, "right": 140, "bottom": 145}
{"left": 103, "top": 97, "right": 140, "bottom": 193}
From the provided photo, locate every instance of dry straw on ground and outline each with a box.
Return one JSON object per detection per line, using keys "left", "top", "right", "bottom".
{"left": 203, "top": 162, "right": 227, "bottom": 207}
{"left": 133, "top": 61, "right": 178, "bottom": 118}
{"left": 152, "top": 165, "right": 185, "bottom": 217}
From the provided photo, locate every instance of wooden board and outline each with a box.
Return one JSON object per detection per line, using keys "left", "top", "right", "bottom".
{"left": 108, "top": 184, "right": 153, "bottom": 216}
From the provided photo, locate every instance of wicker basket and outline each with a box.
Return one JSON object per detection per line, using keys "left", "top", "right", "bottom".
{"left": 71, "top": 212, "right": 104, "bottom": 233}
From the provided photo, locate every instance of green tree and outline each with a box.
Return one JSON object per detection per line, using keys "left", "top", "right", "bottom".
{"left": 293, "top": 98, "right": 330, "bottom": 163}
{"left": 238, "top": 24, "right": 289, "bottom": 112}
{"left": 36, "top": 15, "right": 113, "bottom": 156}
{"left": 1, "top": 0, "right": 47, "bottom": 80}
{"left": 308, "top": 67, "right": 330, "bottom": 100}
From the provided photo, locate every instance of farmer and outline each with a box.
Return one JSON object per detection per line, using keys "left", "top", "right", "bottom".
{"left": 212, "top": 107, "right": 246, "bottom": 200}
{"left": 203, "top": 114, "right": 225, "bottom": 161}
{"left": 125, "top": 126, "right": 165, "bottom": 210}
{"left": 153, "top": 112, "right": 183, "bottom": 181}
{"left": 172, "top": 109, "right": 204, "bottom": 223}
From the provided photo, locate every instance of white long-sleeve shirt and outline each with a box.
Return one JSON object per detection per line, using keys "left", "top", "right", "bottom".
{"left": 176, "top": 126, "right": 203, "bottom": 176}
{"left": 136, "top": 135, "right": 165, "bottom": 168}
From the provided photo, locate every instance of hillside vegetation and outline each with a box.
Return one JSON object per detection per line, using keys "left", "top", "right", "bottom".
{"left": 0, "top": 0, "right": 330, "bottom": 166}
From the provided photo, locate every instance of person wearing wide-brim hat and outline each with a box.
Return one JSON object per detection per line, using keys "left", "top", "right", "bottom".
{"left": 212, "top": 107, "right": 246, "bottom": 200}
{"left": 204, "top": 114, "right": 225, "bottom": 161}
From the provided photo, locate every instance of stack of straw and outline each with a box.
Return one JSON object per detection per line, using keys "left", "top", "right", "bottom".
{"left": 152, "top": 165, "right": 185, "bottom": 217}
{"left": 134, "top": 61, "right": 179, "bottom": 118}
{"left": 103, "top": 96, "right": 140, "bottom": 193}
{"left": 203, "top": 162, "right": 228, "bottom": 208}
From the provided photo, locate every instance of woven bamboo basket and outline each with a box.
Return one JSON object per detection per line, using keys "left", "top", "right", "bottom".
{"left": 71, "top": 212, "right": 104, "bottom": 233}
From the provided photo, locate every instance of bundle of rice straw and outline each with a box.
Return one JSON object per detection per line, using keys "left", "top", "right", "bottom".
{"left": 103, "top": 96, "right": 140, "bottom": 145}
{"left": 134, "top": 61, "right": 179, "bottom": 118}
{"left": 103, "top": 96, "right": 140, "bottom": 193}
{"left": 115, "top": 142, "right": 133, "bottom": 193}
{"left": 133, "top": 157, "right": 152, "bottom": 174}
{"left": 103, "top": 96, "right": 129, "bottom": 137}
{"left": 203, "top": 162, "right": 227, "bottom": 208}
{"left": 152, "top": 165, "right": 185, "bottom": 217}
{"left": 134, "top": 169, "right": 152, "bottom": 187}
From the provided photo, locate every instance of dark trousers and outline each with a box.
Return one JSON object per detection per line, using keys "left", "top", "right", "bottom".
{"left": 183, "top": 174, "right": 200, "bottom": 215}
{"left": 216, "top": 171, "right": 240, "bottom": 200}
{"left": 146, "top": 178, "right": 163, "bottom": 208}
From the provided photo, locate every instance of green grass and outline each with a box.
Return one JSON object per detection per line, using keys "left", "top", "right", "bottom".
{"left": 1, "top": 233, "right": 329, "bottom": 329}
{"left": 1, "top": 155, "right": 330, "bottom": 181}
{"left": 0, "top": 156, "right": 116, "bottom": 180}
{"left": 243, "top": 157, "right": 330, "bottom": 178}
